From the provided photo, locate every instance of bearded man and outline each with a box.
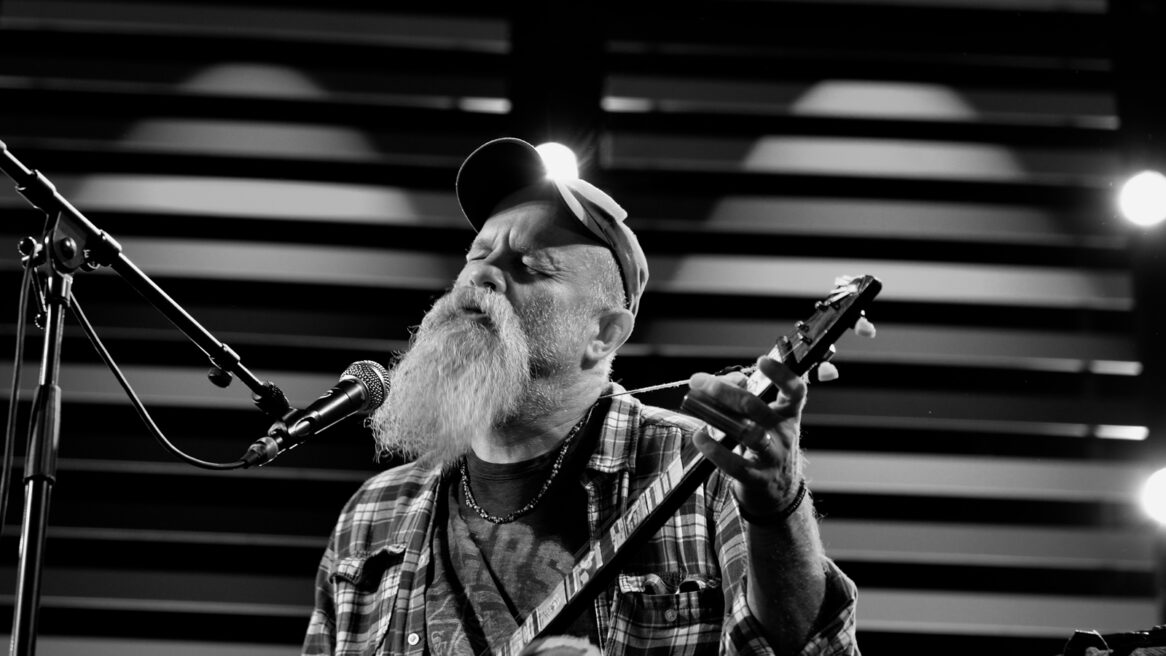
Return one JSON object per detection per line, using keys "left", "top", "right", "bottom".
{"left": 302, "top": 138, "right": 859, "bottom": 656}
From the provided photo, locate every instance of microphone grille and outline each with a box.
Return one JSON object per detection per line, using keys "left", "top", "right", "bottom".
{"left": 342, "top": 360, "right": 389, "bottom": 412}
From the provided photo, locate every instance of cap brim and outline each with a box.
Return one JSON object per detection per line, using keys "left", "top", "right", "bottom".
{"left": 456, "top": 138, "right": 547, "bottom": 231}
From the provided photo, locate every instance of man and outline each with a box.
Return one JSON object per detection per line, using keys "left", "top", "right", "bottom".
{"left": 303, "top": 138, "right": 858, "bottom": 655}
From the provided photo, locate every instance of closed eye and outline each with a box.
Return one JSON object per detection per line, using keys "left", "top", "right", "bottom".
{"left": 522, "top": 257, "right": 563, "bottom": 278}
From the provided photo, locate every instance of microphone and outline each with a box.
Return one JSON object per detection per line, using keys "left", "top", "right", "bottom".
{"left": 241, "top": 360, "right": 388, "bottom": 467}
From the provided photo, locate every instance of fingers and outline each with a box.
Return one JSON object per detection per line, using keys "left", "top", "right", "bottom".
{"left": 722, "top": 370, "right": 750, "bottom": 387}
{"left": 694, "top": 426, "right": 791, "bottom": 491}
{"left": 738, "top": 426, "right": 775, "bottom": 456}
{"left": 689, "top": 371, "right": 746, "bottom": 390}
{"left": 756, "top": 357, "right": 807, "bottom": 412}
{"left": 689, "top": 372, "right": 777, "bottom": 429}
{"left": 693, "top": 427, "right": 763, "bottom": 483}
{"left": 690, "top": 357, "right": 807, "bottom": 424}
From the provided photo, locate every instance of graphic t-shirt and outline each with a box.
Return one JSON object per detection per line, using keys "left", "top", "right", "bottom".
{"left": 426, "top": 415, "right": 600, "bottom": 655}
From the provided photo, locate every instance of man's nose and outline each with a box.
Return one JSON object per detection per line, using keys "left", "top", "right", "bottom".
{"left": 459, "top": 260, "right": 506, "bottom": 293}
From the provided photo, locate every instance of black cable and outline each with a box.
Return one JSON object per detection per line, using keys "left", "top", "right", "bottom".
{"left": 0, "top": 262, "right": 35, "bottom": 533}
{"left": 67, "top": 293, "right": 246, "bottom": 471}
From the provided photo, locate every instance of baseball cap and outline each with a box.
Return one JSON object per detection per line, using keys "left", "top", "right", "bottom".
{"left": 455, "top": 137, "right": 649, "bottom": 316}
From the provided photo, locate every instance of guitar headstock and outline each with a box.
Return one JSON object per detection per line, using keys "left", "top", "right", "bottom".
{"left": 743, "top": 274, "right": 881, "bottom": 398}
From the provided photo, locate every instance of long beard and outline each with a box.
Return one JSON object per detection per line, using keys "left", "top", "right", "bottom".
{"left": 370, "top": 285, "right": 559, "bottom": 469}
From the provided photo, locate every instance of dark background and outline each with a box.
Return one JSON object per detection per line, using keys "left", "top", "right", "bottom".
{"left": 0, "top": 1, "right": 1163, "bottom": 654}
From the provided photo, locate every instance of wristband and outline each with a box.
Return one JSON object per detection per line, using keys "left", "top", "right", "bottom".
{"left": 736, "top": 479, "right": 808, "bottom": 525}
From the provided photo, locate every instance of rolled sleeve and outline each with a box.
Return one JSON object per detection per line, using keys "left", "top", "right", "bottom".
{"left": 795, "top": 559, "right": 860, "bottom": 656}
{"left": 721, "top": 558, "right": 859, "bottom": 656}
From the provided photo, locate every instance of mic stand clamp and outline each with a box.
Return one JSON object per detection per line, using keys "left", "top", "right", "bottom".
{"left": 252, "top": 383, "right": 292, "bottom": 420}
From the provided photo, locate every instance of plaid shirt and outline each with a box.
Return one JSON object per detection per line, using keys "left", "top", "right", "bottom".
{"left": 303, "top": 384, "right": 859, "bottom": 656}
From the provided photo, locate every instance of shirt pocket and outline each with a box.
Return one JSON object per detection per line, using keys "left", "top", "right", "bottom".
{"left": 604, "top": 572, "right": 724, "bottom": 656}
{"left": 331, "top": 544, "right": 407, "bottom": 656}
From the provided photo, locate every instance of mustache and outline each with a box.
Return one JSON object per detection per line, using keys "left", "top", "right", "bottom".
{"left": 425, "top": 285, "right": 511, "bottom": 327}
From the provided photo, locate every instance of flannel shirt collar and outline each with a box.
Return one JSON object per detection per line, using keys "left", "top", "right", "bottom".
{"left": 583, "top": 382, "right": 641, "bottom": 477}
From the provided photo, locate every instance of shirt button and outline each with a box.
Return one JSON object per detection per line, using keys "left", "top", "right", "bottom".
{"left": 664, "top": 608, "right": 678, "bottom": 622}
{"left": 407, "top": 633, "right": 420, "bottom": 646}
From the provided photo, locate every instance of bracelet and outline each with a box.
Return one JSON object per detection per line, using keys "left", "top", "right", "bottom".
{"left": 736, "top": 479, "right": 809, "bottom": 526}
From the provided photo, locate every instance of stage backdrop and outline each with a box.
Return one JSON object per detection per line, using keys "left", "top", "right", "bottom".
{"left": 0, "top": 1, "right": 1158, "bottom": 654}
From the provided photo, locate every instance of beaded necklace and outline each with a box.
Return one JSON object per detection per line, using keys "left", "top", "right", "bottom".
{"left": 459, "top": 406, "right": 594, "bottom": 525}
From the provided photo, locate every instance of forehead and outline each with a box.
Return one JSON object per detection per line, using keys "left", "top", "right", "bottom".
{"left": 473, "top": 199, "right": 599, "bottom": 252}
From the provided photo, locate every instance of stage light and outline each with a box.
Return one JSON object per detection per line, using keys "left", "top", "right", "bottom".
{"left": 536, "top": 142, "right": 579, "bottom": 181}
{"left": 1119, "top": 170, "right": 1166, "bottom": 227}
{"left": 1142, "top": 466, "right": 1166, "bottom": 526}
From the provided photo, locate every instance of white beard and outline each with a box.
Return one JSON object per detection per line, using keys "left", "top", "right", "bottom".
{"left": 370, "top": 285, "right": 590, "bottom": 469}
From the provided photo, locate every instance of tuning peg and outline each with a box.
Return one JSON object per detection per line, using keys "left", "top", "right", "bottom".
{"left": 207, "top": 366, "right": 234, "bottom": 388}
{"left": 814, "top": 361, "right": 839, "bottom": 382}
{"left": 854, "top": 314, "right": 876, "bottom": 338}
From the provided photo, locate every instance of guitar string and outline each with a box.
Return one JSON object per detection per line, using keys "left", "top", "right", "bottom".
{"left": 601, "top": 365, "right": 757, "bottom": 399}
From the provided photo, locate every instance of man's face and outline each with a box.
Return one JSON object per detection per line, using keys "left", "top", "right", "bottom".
{"left": 367, "top": 198, "right": 610, "bottom": 466}
{"left": 455, "top": 198, "right": 607, "bottom": 376}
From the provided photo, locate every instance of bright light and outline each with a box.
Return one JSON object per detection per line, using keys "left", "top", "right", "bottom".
{"left": 1141, "top": 466, "right": 1166, "bottom": 526}
{"left": 1118, "top": 170, "right": 1166, "bottom": 227}
{"left": 535, "top": 142, "right": 579, "bottom": 181}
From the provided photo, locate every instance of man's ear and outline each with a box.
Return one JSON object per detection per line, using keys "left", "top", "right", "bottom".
{"left": 584, "top": 307, "right": 634, "bottom": 366}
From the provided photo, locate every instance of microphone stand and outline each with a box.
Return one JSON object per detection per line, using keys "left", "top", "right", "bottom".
{"left": 0, "top": 140, "right": 292, "bottom": 656}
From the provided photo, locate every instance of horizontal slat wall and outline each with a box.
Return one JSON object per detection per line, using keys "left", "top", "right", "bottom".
{"left": 0, "top": 1, "right": 1159, "bottom": 655}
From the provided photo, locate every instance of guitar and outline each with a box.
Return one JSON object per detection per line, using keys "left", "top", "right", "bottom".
{"left": 500, "top": 275, "right": 883, "bottom": 656}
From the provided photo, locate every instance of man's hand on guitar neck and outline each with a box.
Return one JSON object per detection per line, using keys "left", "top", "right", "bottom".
{"left": 689, "top": 356, "right": 806, "bottom": 516}
{"left": 687, "top": 356, "right": 828, "bottom": 656}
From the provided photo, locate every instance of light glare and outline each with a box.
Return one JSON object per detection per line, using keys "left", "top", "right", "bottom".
{"left": 1141, "top": 466, "right": 1166, "bottom": 526}
{"left": 535, "top": 142, "right": 579, "bottom": 181}
{"left": 1118, "top": 170, "right": 1166, "bottom": 227}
